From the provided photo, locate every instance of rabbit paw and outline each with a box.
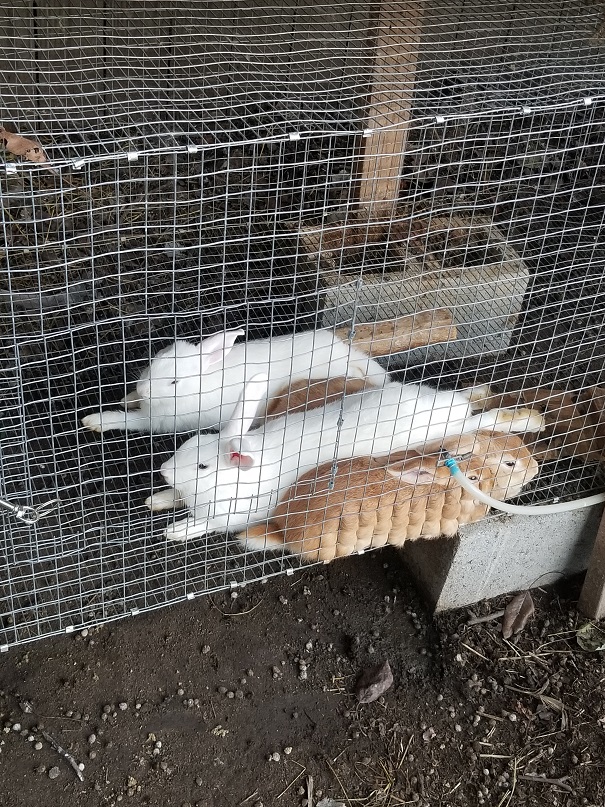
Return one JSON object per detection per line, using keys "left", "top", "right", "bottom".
{"left": 81, "top": 410, "right": 126, "bottom": 433}
{"left": 164, "top": 518, "right": 211, "bottom": 542}
{"left": 145, "top": 488, "right": 181, "bottom": 512}
{"left": 496, "top": 407, "right": 546, "bottom": 433}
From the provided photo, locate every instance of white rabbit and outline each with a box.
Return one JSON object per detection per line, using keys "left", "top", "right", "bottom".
{"left": 156, "top": 375, "right": 545, "bottom": 542}
{"left": 81, "top": 327, "right": 388, "bottom": 435}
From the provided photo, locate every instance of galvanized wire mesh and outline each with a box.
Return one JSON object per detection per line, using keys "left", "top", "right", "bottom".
{"left": 1, "top": 0, "right": 605, "bottom": 647}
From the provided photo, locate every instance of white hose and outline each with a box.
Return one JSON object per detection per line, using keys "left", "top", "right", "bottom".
{"left": 443, "top": 457, "right": 605, "bottom": 515}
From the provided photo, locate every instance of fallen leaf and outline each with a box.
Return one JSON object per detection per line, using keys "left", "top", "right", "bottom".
{"left": 355, "top": 659, "right": 393, "bottom": 704}
{"left": 502, "top": 591, "right": 535, "bottom": 639}
{"left": 539, "top": 694, "right": 564, "bottom": 713}
{"left": 317, "top": 800, "right": 345, "bottom": 807}
{"left": 0, "top": 125, "right": 49, "bottom": 164}
{"left": 576, "top": 622, "right": 605, "bottom": 652}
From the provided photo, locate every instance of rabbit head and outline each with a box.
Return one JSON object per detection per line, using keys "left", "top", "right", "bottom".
{"left": 159, "top": 374, "right": 269, "bottom": 524}
{"left": 136, "top": 328, "right": 244, "bottom": 404}
{"left": 404, "top": 431, "right": 538, "bottom": 501}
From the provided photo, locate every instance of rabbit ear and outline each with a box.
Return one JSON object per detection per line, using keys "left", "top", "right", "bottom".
{"left": 199, "top": 328, "right": 245, "bottom": 371}
{"left": 386, "top": 460, "right": 447, "bottom": 486}
{"left": 226, "top": 435, "right": 257, "bottom": 469}
{"left": 222, "top": 373, "right": 269, "bottom": 439}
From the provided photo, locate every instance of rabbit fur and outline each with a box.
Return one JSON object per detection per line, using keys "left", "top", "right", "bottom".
{"left": 237, "top": 431, "right": 539, "bottom": 562}
{"left": 155, "top": 375, "right": 545, "bottom": 542}
{"left": 81, "top": 327, "right": 388, "bottom": 434}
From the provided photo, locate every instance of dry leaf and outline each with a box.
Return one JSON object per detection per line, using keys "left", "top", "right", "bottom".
{"left": 317, "top": 800, "right": 345, "bottom": 807}
{"left": 355, "top": 659, "right": 393, "bottom": 703}
{"left": 576, "top": 622, "right": 605, "bottom": 652}
{"left": 502, "top": 591, "right": 535, "bottom": 639}
{"left": 0, "top": 124, "right": 49, "bottom": 165}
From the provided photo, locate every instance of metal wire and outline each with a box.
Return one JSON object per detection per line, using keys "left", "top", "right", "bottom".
{"left": 1, "top": 1, "right": 605, "bottom": 647}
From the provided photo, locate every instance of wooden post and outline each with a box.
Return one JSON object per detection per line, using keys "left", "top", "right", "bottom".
{"left": 578, "top": 507, "right": 605, "bottom": 619}
{"left": 356, "top": 2, "right": 424, "bottom": 218}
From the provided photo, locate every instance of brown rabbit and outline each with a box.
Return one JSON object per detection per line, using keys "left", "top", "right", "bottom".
{"left": 236, "top": 431, "right": 538, "bottom": 563}
{"left": 265, "top": 376, "right": 369, "bottom": 419}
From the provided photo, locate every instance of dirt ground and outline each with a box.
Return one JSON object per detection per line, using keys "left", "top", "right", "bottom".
{"left": 1, "top": 549, "right": 604, "bottom": 807}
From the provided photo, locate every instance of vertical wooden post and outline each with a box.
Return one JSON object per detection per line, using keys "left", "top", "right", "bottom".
{"left": 578, "top": 507, "right": 605, "bottom": 619}
{"left": 357, "top": 2, "right": 424, "bottom": 218}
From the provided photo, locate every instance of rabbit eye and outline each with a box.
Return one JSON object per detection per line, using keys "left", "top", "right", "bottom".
{"left": 504, "top": 460, "right": 516, "bottom": 467}
{"left": 468, "top": 475, "right": 479, "bottom": 482}
{"left": 198, "top": 463, "right": 208, "bottom": 470}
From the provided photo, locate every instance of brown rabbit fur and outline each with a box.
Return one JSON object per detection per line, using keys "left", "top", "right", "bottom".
{"left": 237, "top": 431, "right": 538, "bottom": 563}
{"left": 265, "top": 376, "right": 370, "bottom": 419}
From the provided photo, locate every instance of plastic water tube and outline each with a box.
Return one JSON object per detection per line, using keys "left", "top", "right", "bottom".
{"left": 443, "top": 456, "right": 605, "bottom": 515}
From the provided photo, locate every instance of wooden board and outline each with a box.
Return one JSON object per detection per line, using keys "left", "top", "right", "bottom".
{"left": 578, "top": 508, "right": 605, "bottom": 619}
{"left": 356, "top": 1, "right": 424, "bottom": 217}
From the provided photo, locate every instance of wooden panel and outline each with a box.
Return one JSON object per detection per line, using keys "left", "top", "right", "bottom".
{"left": 0, "top": 2, "right": 37, "bottom": 125}
{"left": 578, "top": 508, "right": 605, "bottom": 619}
{"left": 32, "top": 0, "right": 107, "bottom": 129}
{"left": 357, "top": 2, "right": 424, "bottom": 217}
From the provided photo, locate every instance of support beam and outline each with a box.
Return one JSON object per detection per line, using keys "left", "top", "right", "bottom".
{"left": 357, "top": 2, "right": 424, "bottom": 217}
{"left": 578, "top": 508, "right": 605, "bottom": 619}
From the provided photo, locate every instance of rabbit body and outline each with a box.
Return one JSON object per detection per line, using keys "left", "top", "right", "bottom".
{"left": 238, "top": 431, "right": 539, "bottom": 562}
{"left": 159, "top": 378, "right": 544, "bottom": 541}
{"left": 82, "top": 328, "right": 388, "bottom": 434}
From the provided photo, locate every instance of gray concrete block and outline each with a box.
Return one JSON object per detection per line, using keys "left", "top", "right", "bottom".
{"left": 402, "top": 505, "right": 602, "bottom": 612}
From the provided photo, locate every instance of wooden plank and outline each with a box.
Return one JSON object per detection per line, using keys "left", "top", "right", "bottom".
{"left": 578, "top": 507, "right": 605, "bottom": 619}
{"left": 0, "top": 2, "right": 37, "bottom": 125}
{"left": 356, "top": 1, "right": 424, "bottom": 217}
{"left": 30, "top": 0, "right": 108, "bottom": 143}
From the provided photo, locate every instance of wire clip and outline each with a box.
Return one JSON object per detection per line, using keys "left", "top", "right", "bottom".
{"left": 0, "top": 496, "right": 60, "bottom": 525}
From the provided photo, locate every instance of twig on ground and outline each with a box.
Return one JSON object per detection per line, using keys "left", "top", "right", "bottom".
{"left": 41, "top": 730, "right": 84, "bottom": 782}
{"left": 277, "top": 763, "right": 306, "bottom": 799}
{"left": 306, "top": 774, "right": 314, "bottom": 807}
{"left": 326, "top": 760, "right": 352, "bottom": 805}
{"left": 467, "top": 610, "right": 505, "bottom": 626}
{"left": 519, "top": 774, "right": 573, "bottom": 793}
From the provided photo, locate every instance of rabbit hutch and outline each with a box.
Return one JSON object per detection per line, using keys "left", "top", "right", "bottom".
{"left": 1, "top": 0, "right": 605, "bottom": 648}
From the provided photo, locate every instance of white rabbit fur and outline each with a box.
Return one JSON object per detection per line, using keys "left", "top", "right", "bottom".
{"left": 158, "top": 376, "right": 545, "bottom": 542}
{"left": 81, "top": 327, "right": 388, "bottom": 434}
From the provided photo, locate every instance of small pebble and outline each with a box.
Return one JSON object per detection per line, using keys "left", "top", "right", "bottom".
{"left": 195, "top": 776, "right": 203, "bottom": 786}
{"left": 89, "top": 751, "right": 97, "bottom": 760}
{"left": 48, "top": 766, "right": 60, "bottom": 779}
{"left": 12, "top": 723, "right": 21, "bottom": 732}
{"left": 202, "top": 645, "right": 211, "bottom": 654}
{"left": 268, "top": 751, "right": 280, "bottom": 762}
{"left": 283, "top": 746, "right": 292, "bottom": 755}
{"left": 34, "top": 742, "right": 43, "bottom": 751}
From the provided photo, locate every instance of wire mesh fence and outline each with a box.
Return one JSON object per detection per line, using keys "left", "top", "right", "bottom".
{"left": 1, "top": 0, "right": 605, "bottom": 647}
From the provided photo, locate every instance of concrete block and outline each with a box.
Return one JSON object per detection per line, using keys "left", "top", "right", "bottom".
{"left": 402, "top": 505, "right": 602, "bottom": 612}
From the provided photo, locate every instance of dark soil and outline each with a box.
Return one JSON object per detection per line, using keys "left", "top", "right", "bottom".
{"left": 1, "top": 550, "right": 604, "bottom": 807}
